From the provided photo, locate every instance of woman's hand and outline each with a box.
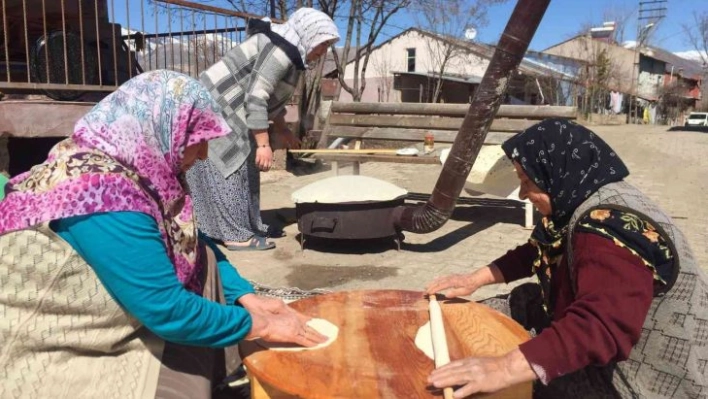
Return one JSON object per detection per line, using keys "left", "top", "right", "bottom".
{"left": 239, "top": 294, "right": 304, "bottom": 320}
{"left": 239, "top": 294, "right": 328, "bottom": 347}
{"left": 425, "top": 273, "right": 481, "bottom": 298}
{"left": 255, "top": 145, "right": 273, "bottom": 171}
{"left": 425, "top": 264, "right": 505, "bottom": 298}
{"left": 427, "top": 349, "right": 537, "bottom": 398}
{"left": 252, "top": 129, "right": 273, "bottom": 171}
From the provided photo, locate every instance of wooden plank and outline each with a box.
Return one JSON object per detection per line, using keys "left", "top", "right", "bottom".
{"left": 311, "top": 153, "right": 440, "bottom": 164}
{"left": 324, "top": 126, "right": 516, "bottom": 144}
{"left": 330, "top": 102, "right": 577, "bottom": 119}
{"left": 324, "top": 127, "right": 458, "bottom": 142}
{"left": 329, "top": 114, "right": 535, "bottom": 133}
{"left": 0, "top": 101, "right": 95, "bottom": 138}
{"left": 288, "top": 149, "right": 399, "bottom": 154}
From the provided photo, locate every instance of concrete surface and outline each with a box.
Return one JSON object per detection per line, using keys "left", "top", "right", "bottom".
{"left": 223, "top": 124, "right": 708, "bottom": 301}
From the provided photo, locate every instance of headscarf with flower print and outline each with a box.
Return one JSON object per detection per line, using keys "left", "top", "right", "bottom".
{"left": 0, "top": 70, "right": 231, "bottom": 293}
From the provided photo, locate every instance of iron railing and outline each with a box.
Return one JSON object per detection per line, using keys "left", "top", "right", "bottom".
{"left": 0, "top": 0, "right": 263, "bottom": 100}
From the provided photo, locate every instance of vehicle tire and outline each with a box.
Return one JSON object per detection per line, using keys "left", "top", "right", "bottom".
{"left": 30, "top": 30, "right": 98, "bottom": 101}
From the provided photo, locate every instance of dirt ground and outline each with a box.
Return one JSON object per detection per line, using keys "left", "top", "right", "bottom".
{"left": 223, "top": 124, "right": 708, "bottom": 301}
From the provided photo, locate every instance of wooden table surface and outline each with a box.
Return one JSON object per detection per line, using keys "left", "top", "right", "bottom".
{"left": 240, "top": 290, "right": 532, "bottom": 399}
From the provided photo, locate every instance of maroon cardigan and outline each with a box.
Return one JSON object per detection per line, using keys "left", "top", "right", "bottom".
{"left": 493, "top": 232, "right": 655, "bottom": 384}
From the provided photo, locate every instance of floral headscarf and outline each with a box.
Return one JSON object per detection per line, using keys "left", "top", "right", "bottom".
{"left": 0, "top": 70, "right": 231, "bottom": 293}
{"left": 502, "top": 119, "right": 671, "bottom": 311}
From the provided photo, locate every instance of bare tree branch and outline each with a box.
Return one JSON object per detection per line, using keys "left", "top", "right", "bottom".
{"left": 683, "top": 11, "right": 708, "bottom": 66}
{"left": 413, "top": 0, "right": 507, "bottom": 102}
{"left": 333, "top": 0, "right": 358, "bottom": 98}
{"left": 601, "top": 6, "right": 633, "bottom": 44}
{"left": 333, "top": 0, "right": 410, "bottom": 101}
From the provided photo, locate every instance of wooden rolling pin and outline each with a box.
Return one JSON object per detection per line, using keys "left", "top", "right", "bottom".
{"left": 429, "top": 295, "right": 454, "bottom": 399}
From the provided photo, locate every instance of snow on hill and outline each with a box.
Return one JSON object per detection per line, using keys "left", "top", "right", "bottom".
{"left": 120, "top": 28, "right": 239, "bottom": 74}
{"left": 673, "top": 50, "right": 706, "bottom": 63}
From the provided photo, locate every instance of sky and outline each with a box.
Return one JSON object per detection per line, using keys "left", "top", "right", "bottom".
{"left": 378, "top": 0, "right": 708, "bottom": 53}
{"left": 113, "top": 0, "right": 708, "bottom": 55}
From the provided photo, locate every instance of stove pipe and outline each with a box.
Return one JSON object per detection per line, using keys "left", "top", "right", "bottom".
{"left": 393, "top": 0, "right": 551, "bottom": 233}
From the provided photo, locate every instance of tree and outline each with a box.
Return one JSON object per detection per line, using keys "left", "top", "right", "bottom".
{"left": 683, "top": 11, "right": 708, "bottom": 110}
{"left": 192, "top": 0, "right": 297, "bottom": 19}
{"left": 330, "top": 0, "right": 411, "bottom": 101}
{"left": 370, "top": 51, "right": 394, "bottom": 101}
{"left": 657, "top": 80, "right": 692, "bottom": 125}
{"left": 602, "top": 5, "right": 633, "bottom": 45}
{"left": 412, "top": 0, "right": 507, "bottom": 103}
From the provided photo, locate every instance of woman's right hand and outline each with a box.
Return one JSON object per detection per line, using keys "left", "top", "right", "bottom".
{"left": 255, "top": 145, "right": 274, "bottom": 171}
{"left": 425, "top": 264, "right": 505, "bottom": 298}
{"left": 246, "top": 308, "right": 327, "bottom": 347}
{"left": 425, "top": 273, "right": 481, "bottom": 298}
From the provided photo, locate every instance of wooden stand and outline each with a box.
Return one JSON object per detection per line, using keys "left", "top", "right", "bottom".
{"left": 239, "top": 290, "right": 532, "bottom": 399}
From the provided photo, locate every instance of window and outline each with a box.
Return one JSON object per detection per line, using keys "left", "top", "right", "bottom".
{"left": 406, "top": 48, "right": 416, "bottom": 72}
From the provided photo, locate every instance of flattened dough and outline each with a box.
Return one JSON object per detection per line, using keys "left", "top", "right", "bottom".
{"left": 256, "top": 318, "right": 339, "bottom": 351}
{"left": 291, "top": 175, "right": 407, "bottom": 204}
{"left": 415, "top": 321, "right": 435, "bottom": 360}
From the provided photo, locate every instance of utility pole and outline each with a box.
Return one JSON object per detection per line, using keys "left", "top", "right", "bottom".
{"left": 630, "top": 0, "right": 667, "bottom": 123}
{"left": 270, "top": 0, "right": 277, "bottom": 19}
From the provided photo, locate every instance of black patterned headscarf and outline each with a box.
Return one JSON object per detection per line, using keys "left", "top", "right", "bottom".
{"left": 501, "top": 119, "right": 631, "bottom": 311}
{"left": 502, "top": 118, "right": 629, "bottom": 230}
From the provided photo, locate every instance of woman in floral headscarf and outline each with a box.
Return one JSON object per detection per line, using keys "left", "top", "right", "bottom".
{"left": 0, "top": 70, "right": 325, "bottom": 399}
{"left": 188, "top": 7, "right": 340, "bottom": 251}
{"left": 424, "top": 119, "right": 707, "bottom": 398}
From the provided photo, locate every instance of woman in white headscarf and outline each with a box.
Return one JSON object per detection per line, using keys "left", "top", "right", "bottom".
{"left": 187, "top": 8, "right": 339, "bottom": 250}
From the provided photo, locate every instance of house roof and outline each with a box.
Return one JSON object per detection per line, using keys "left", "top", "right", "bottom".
{"left": 638, "top": 45, "right": 705, "bottom": 80}
{"left": 392, "top": 70, "right": 483, "bottom": 84}
{"left": 545, "top": 34, "right": 705, "bottom": 81}
{"left": 325, "top": 27, "right": 580, "bottom": 80}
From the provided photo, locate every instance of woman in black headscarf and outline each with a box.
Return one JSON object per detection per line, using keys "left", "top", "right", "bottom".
{"left": 424, "top": 119, "right": 707, "bottom": 398}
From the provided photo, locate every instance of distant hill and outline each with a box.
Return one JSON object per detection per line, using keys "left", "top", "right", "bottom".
{"left": 121, "top": 28, "right": 238, "bottom": 76}
{"left": 673, "top": 50, "right": 706, "bottom": 63}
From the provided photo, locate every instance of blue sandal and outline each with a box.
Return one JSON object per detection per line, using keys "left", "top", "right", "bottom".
{"left": 226, "top": 236, "right": 276, "bottom": 251}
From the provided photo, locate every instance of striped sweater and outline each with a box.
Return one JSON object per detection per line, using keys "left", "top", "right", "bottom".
{"left": 200, "top": 31, "right": 303, "bottom": 177}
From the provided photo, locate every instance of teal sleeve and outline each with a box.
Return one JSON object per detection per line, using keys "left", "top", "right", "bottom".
{"left": 52, "top": 211, "right": 253, "bottom": 348}
{"left": 199, "top": 233, "right": 256, "bottom": 304}
{"left": 0, "top": 174, "right": 7, "bottom": 200}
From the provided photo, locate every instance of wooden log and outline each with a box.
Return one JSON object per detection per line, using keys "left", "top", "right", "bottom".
{"left": 329, "top": 114, "right": 535, "bottom": 132}
{"left": 330, "top": 102, "right": 577, "bottom": 119}
{"left": 307, "top": 153, "right": 440, "bottom": 164}
{"left": 323, "top": 126, "right": 515, "bottom": 144}
{"left": 0, "top": 101, "right": 95, "bottom": 138}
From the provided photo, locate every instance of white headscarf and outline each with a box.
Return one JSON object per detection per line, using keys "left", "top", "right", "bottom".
{"left": 271, "top": 8, "right": 340, "bottom": 66}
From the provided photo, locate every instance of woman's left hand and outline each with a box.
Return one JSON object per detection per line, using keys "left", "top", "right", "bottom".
{"left": 238, "top": 294, "right": 308, "bottom": 322}
{"left": 428, "top": 349, "right": 537, "bottom": 398}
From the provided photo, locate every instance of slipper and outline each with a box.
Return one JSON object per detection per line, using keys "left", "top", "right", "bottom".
{"left": 226, "top": 236, "right": 276, "bottom": 251}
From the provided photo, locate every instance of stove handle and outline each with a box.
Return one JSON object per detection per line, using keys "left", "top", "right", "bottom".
{"left": 311, "top": 217, "right": 338, "bottom": 233}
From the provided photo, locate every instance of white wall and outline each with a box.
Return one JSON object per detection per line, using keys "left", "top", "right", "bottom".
{"left": 340, "top": 30, "right": 489, "bottom": 102}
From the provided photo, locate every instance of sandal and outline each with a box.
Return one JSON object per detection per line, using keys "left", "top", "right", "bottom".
{"left": 226, "top": 236, "right": 276, "bottom": 251}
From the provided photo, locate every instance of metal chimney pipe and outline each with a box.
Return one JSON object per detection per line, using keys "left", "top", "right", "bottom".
{"left": 393, "top": 0, "right": 551, "bottom": 233}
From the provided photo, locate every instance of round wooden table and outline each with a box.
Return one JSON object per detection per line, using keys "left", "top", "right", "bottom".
{"left": 239, "top": 290, "right": 532, "bottom": 399}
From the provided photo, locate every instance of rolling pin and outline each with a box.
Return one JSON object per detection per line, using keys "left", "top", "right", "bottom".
{"left": 429, "top": 295, "right": 454, "bottom": 399}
